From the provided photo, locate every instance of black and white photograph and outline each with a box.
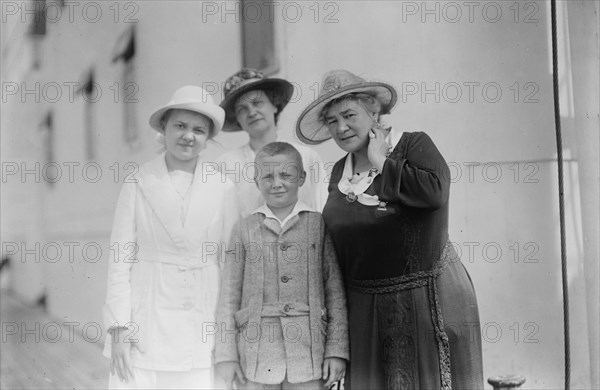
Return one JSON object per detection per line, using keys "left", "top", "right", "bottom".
{"left": 1, "top": 0, "right": 599, "bottom": 389}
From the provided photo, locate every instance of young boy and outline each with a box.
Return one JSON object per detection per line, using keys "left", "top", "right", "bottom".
{"left": 216, "top": 68, "right": 328, "bottom": 217}
{"left": 215, "top": 142, "right": 348, "bottom": 390}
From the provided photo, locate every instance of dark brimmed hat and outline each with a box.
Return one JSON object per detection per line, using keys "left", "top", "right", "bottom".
{"left": 296, "top": 69, "right": 397, "bottom": 145}
{"left": 220, "top": 68, "right": 294, "bottom": 132}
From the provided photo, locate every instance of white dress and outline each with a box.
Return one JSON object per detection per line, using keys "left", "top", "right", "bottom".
{"left": 215, "top": 142, "right": 328, "bottom": 217}
{"left": 103, "top": 153, "right": 240, "bottom": 388}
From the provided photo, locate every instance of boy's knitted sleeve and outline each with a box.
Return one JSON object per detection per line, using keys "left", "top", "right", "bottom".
{"left": 322, "top": 223, "right": 350, "bottom": 360}
{"left": 215, "top": 220, "right": 245, "bottom": 363}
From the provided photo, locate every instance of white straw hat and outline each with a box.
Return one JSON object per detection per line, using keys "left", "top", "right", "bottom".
{"left": 149, "top": 85, "right": 225, "bottom": 136}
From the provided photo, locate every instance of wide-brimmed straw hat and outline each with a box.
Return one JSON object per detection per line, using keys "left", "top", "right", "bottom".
{"left": 220, "top": 68, "right": 294, "bottom": 132}
{"left": 149, "top": 85, "right": 225, "bottom": 136}
{"left": 296, "top": 69, "right": 397, "bottom": 145}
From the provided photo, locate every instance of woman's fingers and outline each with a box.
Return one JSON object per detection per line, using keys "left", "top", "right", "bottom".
{"left": 111, "top": 336, "right": 135, "bottom": 384}
{"left": 119, "top": 356, "right": 129, "bottom": 382}
{"left": 114, "top": 356, "right": 124, "bottom": 382}
{"left": 323, "top": 364, "right": 335, "bottom": 387}
{"left": 113, "top": 353, "right": 131, "bottom": 383}
{"left": 113, "top": 356, "right": 120, "bottom": 380}
{"left": 370, "top": 123, "right": 386, "bottom": 137}
{"left": 123, "top": 353, "right": 135, "bottom": 382}
{"left": 234, "top": 364, "right": 246, "bottom": 384}
{"left": 325, "top": 364, "right": 345, "bottom": 387}
{"left": 322, "top": 359, "right": 330, "bottom": 380}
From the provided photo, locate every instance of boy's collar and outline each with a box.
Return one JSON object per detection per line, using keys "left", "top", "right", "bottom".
{"left": 253, "top": 201, "right": 314, "bottom": 227}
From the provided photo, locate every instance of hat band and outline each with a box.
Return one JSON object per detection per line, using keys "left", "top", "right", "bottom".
{"left": 226, "top": 78, "right": 265, "bottom": 96}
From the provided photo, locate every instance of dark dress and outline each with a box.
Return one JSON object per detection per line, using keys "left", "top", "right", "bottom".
{"left": 322, "top": 132, "right": 483, "bottom": 390}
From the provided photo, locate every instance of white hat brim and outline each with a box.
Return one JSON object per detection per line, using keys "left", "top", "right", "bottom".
{"left": 149, "top": 102, "right": 225, "bottom": 136}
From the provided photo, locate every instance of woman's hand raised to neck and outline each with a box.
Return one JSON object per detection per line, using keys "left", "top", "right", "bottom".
{"left": 353, "top": 123, "right": 391, "bottom": 173}
{"left": 366, "top": 125, "right": 391, "bottom": 172}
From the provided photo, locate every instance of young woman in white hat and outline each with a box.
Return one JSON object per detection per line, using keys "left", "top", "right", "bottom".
{"left": 103, "top": 85, "right": 240, "bottom": 389}
{"left": 297, "top": 70, "right": 483, "bottom": 390}
{"left": 216, "top": 68, "right": 328, "bottom": 217}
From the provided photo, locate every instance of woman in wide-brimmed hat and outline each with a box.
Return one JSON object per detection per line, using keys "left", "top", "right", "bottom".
{"left": 103, "top": 85, "right": 240, "bottom": 389}
{"left": 215, "top": 68, "right": 328, "bottom": 217}
{"left": 297, "top": 70, "right": 484, "bottom": 389}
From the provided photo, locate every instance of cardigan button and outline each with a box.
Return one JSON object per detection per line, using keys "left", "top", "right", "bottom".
{"left": 281, "top": 276, "right": 290, "bottom": 283}
{"left": 279, "top": 243, "right": 288, "bottom": 251}
{"left": 283, "top": 304, "right": 291, "bottom": 313}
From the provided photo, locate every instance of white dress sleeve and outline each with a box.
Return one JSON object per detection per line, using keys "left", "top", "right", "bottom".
{"left": 215, "top": 180, "right": 242, "bottom": 268}
{"left": 301, "top": 146, "right": 329, "bottom": 212}
{"left": 103, "top": 181, "right": 137, "bottom": 331}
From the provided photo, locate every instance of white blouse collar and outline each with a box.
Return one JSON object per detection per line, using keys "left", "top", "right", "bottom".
{"left": 386, "top": 126, "right": 403, "bottom": 150}
{"left": 337, "top": 127, "right": 402, "bottom": 207}
{"left": 338, "top": 154, "right": 380, "bottom": 206}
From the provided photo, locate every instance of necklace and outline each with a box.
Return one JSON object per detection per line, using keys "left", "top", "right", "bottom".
{"left": 170, "top": 171, "right": 194, "bottom": 199}
{"left": 170, "top": 171, "right": 194, "bottom": 226}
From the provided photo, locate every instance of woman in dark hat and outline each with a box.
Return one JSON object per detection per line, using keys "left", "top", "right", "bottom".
{"left": 216, "top": 68, "right": 328, "bottom": 217}
{"left": 296, "top": 69, "right": 484, "bottom": 390}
